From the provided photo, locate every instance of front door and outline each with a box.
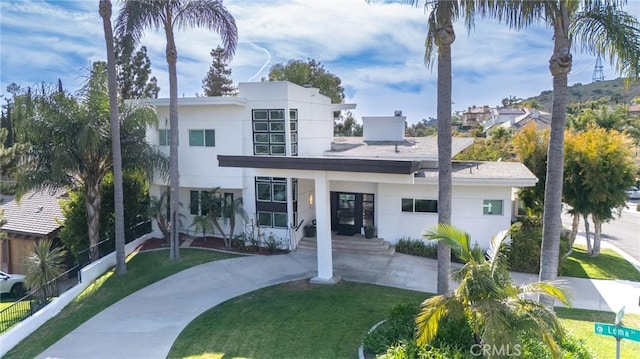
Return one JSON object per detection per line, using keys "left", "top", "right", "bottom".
{"left": 330, "top": 192, "right": 374, "bottom": 236}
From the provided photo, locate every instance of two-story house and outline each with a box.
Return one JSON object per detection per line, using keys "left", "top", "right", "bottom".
{"left": 143, "top": 81, "right": 537, "bottom": 283}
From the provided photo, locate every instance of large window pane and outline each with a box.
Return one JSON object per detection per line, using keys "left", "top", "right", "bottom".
{"left": 415, "top": 199, "right": 438, "bottom": 213}
{"left": 483, "top": 200, "right": 503, "bottom": 215}
{"left": 204, "top": 130, "right": 215, "bottom": 147}
{"left": 253, "top": 121, "right": 268, "bottom": 132}
{"left": 270, "top": 133, "right": 285, "bottom": 144}
{"left": 254, "top": 134, "right": 269, "bottom": 143}
{"left": 159, "top": 129, "right": 169, "bottom": 146}
{"left": 253, "top": 110, "right": 268, "bottom": 120}
{"left": 189, "top": 130, "right": 204, "bottom": 146}
{"left": 270, "top": 121, "right": 285, "bottom": 132}
{"left": 258, "top": 212, "right": 272, "bottom": 227}
{"left": 190, "top": 191, "right": 199, "bottom": 215}
{"left": 273, "top": 183, "right": 287, "bottom": 202}
{"left": 270, "top": 110, "right": 284, "bottom": 120}
{"left": 257, "top": 183, "right": 271, "bottom": 201}
{"left": 254, "top": 144, "right": 269, "bottom": 154}
{"left": 271, "top": 145, "right": 285, "bottom": 155}
{"left": 401, "top": 198, "right": 414, "bottom": 212}
{"left": 274, "top": 212, "right": 287, "bottom": 228}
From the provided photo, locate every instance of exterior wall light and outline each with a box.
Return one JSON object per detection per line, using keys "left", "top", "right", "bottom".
{"left": 308, "top": 193, "right": 314, "bottom": 207}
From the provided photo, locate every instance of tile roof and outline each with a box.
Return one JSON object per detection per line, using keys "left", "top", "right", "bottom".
{"left": 1, "top": 189, "right": 67, "bottom": 236}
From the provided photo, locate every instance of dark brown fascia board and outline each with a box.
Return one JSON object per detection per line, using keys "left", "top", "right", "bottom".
{"left": 218, "top": 155, "right": 421, "bottom": 175}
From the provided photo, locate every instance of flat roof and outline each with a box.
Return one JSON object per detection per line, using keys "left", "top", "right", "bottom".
{"left": 416, "top": 161, "right": 537, "bottom": 186}
{"left": 327, "top": 137, "right": 474, "bottom": 160}
{"left": 218, "top": 155, "right": 421, "bottom": 174}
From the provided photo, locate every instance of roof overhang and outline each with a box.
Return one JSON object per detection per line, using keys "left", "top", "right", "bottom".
{"left": 218, "top": 155, "right": 421, "bottom": 175}
{"left": 126, "top": 97, "right": 248, "bottom": 107}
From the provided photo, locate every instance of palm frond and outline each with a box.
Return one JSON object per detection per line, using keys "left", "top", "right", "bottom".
{"left": 486, "top": 228, "right": 510, "bottom": 273}
{"left": 116, "top": 0, "right": 168, "bottom": 47}
{"left": 571, "top": 2, "right": 640, "bottom": 79}
{"left": 519, "top": 281, "right": 571, "bottom": 307}
{"left": 415, "top": 295, "right": 451, "bottom": 345}
{"left": 423, "top": 223, "right": 473, "bottom": 263}
{"left": 176, "top": 0, "right": 238, "bottom": 60}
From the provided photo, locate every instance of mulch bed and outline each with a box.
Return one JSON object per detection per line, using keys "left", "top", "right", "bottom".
{"left": 138, "top": 235, "right": 289, "bottom": 255}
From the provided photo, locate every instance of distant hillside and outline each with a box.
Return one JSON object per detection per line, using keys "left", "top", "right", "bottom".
{"left": 524, "top": 78, "right": 640, "bottom": 111}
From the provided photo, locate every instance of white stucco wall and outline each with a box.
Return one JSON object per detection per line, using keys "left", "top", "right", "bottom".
{"left": 377, "top": 183, "right": 512, "bottom": 248}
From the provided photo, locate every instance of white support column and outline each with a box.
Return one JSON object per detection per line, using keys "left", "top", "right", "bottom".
{"left": 310, "top": 171, "right": 340, "bottom": 284}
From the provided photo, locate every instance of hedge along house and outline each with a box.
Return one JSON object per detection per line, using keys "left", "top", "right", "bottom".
{"left": 142, "top": 81, "right": 537, "bottom": 284}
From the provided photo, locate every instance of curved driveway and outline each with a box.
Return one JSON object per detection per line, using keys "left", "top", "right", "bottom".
{"left": 37, "top": 254, "right": 315, "bottom": 359}
{"left": 37, "top": 244, "right": 640, "bottom": 358}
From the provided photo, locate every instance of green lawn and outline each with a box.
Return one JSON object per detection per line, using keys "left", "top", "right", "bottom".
{"left": 3, "top": 248, "right": 237, "bottom": 359}
{"left": 557, "top": 307, "right": 640, "bottom": 359}
{"left": 169, "top": 282, "right": 640, "bottom": 359}
{"left": 168, "top": 281, "right": 427, "bottom": 359}
{"left": 560, "top": 245, "right": 640, "bottom": 281}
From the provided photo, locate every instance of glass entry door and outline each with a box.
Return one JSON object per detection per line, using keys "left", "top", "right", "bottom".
{"left": 330, "top": 192, "right": 374, "bottom": 236}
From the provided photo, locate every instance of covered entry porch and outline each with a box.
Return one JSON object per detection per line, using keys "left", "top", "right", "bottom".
{"left": 218, "top": 155, "right": 419, "bottom": 284}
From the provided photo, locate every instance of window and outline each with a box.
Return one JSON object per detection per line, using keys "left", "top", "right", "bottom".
{"left": 273, "top": 213, "right": 288, "bottom": 228}
{"left": 258, "top": 211, "right": 272, "bottom": 227}
{"left": 189, "top": 129, "right": 215, "bottom": 147}
{"left": 159, "top": 129, "right": 169, "bottom": 146}
{"left": 252, "top": 109, "right": 298, "bottom": 156}
{"left": 401, "top": 198, "right": 438, "bottom": 213}
{"left": 254, "top": 177, "right": 297, "bottom": 228}
{"left": 483, "top": 200, "right": 503, "bottom": 215}
{"left": 190, "top": 190, "right": 211, "bottom": 216}
{"left": 415, "top": 200, "right": 438, "bottom": 213}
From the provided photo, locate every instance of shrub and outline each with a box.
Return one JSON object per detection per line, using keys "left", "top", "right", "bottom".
{"left": 519, "top": 333, "right": 593, "bottom": 358}
{"left": 231, "top": 234, "right": 246, "bottom": 250}
{"left": 395, "top": 238, "right": 438, "bottom": 258}
{"left": 377, "top": 341, "right": 474, "bottom": 359}
{"left": 265, "top": 233, "right": 282, "bottom": 254}
{"left": 363, "top": 303, "right": 419, "bottom": 355}
{"left": 506, "top": 215, "right": 569, "bottom": 274}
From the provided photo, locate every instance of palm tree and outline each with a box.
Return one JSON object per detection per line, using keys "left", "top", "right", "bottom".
{"left": 416, "top": 224, "right": 570, "bottom": 357}
{"left": 100, "top": 0, "right": 126, "bottom": 275}
{"left": 222, "top": 196, "right": 247, "bottom": 246}
{"left": 404, "top": 0, "right": 488, "bottom": 295}
{"left": 190, "top": 215, "right": 213, "bottom": 238}
{"left": 23, "top": 239, "right": 67, "bottom": 297}
{"left": 116, "top": 0, "right": 238, "bottom": 261}
{"left": 149, "top": 188, "right": 170, "bottom": 242}
{"left": 490, "top": 0, "right": 640, "bottom": 307}
{"left": 16, "top": 64, "right": 167, "bottom": 263}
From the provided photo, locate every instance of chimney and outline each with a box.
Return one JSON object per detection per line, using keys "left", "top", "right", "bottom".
{"left": 362, "top": 112, "right": 406, "bottom": 141}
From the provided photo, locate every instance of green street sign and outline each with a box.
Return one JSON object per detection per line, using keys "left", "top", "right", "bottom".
{"left": 595, "top": 323, "right": 640, "bottom": 342}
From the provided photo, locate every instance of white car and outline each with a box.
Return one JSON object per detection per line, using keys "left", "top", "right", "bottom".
{"left": 626, "top": 187, "right": 640, "bottom": 200}
{"left": 0, "top": 271, "right": 27, "bottom": 298}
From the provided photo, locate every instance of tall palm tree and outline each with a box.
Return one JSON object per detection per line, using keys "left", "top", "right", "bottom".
{"left": 416, "top": 224, "right": 570, "bottom": 357}
{"left": 116, "top": 0, "right": 238, "bottom": 261}
{"left": 16, "top": 64, "right": 167, "bottom": 264}
{"left": 405, "top": 0, "right": 488, "bottom": 295}
{"left": 491, "top": 0, "right": 640, "bottom": 307}
{"left": 100, "top": 0, "right": 127, "bottom": 275}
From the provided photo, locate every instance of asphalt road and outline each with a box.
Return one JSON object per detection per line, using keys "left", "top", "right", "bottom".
{"left": 561, "top": 200, "right": 640, "bottom": 261}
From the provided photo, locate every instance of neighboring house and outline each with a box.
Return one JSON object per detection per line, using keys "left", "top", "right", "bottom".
{"left": 491, "top": 108, "right": 552, "bottom": 132}
{"left": 462, "top": 105, "right": 493, "bottom": 127}
{"left": 629, "top": 104, "right": 640, "bottom": 117}
{"left": 483, "top": 107, "right": 527, "bottom": 129}
{"left": 142, "top": 81, "right": 537, "bottom": 283}
{"left": 0, "top": 190, "right": 66, "bottom": 274}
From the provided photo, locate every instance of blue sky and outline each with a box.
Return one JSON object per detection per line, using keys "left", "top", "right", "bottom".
{"left": 1, "top": 0, "right": 638, "bottom": 123}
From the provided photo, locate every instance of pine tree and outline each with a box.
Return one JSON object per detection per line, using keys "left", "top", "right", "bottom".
{"left": 202, "top": 46, "right": 237, "bottom": 96}
{"left": 115, "top": 36, "right": 160, "bottom": 100}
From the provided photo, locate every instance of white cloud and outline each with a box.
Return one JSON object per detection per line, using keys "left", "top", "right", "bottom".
{"left": 0, "top": 0, "right": 636, "bottom": 123}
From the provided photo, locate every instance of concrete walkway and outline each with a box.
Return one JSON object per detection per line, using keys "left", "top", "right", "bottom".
{"left": 37, "top": 241, "right": 640, "bottom": 359}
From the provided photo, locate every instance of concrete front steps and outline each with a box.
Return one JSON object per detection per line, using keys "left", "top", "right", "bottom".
{"left": 296, "top": 234, "right": 395, "bottom": 255}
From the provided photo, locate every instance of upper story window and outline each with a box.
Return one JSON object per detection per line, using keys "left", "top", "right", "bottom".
{"left": 252, "top": 109, "right": 298, "bottom": 156}
{"left": 483, "top": 200, "right": 503, "bottom": 215}
{"left": 401, "top": 198, "right": 438, "bottom": 213}
{"left": 189, "top": 129, "right": 215, "bottom": 147}
{"left": 158, "top": 129, "right": 170, "bottom": 146}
